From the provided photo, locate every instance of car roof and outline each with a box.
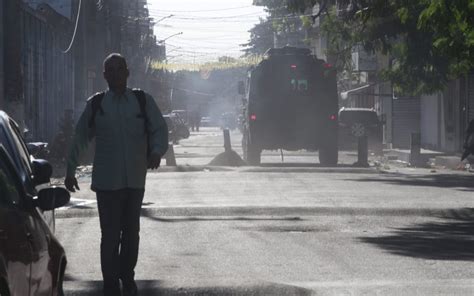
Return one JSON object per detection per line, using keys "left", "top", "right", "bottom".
{"left": 0, "top": 111, "right": 21, "bottom": 166}
{"left": 339, "top": 107, "right": 376, "bottom": 112}
{"left": 0, "top": 110, "right": 33, "bottom": 190}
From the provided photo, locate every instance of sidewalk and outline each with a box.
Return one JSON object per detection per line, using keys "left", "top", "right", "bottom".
{"left": 383, "top": 148, "right": 467, "bottom": 171}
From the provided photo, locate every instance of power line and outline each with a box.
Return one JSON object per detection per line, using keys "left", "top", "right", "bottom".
{"left": 149, "top": 12, "right": 308, "bottom": 22}
{"left": 166, "top": 43, "right": 243, "bottom": 52}
{"left": 62, "top": 0, "right": 82, "bottom": 53}
{"left": 165, "top": 38, "right": 248, "bottom": 47}
{"left": 147, "top": 5, "right": 255, "bottom": 13}
{"left": 148, "top": 11, "right": 266, "bottom": 20}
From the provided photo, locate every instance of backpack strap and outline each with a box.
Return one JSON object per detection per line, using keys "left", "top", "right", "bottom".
{"left": 132, "top": 89, "right": 149, "bottom": 134}
{"left": 87, "top": 92, "right": 105, "bottom": 128}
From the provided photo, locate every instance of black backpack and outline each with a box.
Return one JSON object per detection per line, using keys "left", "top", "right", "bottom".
{"left": 87, "top": 89, "right": 150, "bottom": 154}
{"left": 87, "top": 89, "right": 148, "bottom": 132}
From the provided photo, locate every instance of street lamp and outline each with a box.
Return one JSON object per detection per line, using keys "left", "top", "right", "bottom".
{"left": 166, "top": 47, "right": 182, "bottom": 54}
{"left": 155, "top": 14, "right": 174, "bottom": 24}
{"left": 158, "top": 32, "right": 183, "bottom": 44}
{"left": 166, "top": 54, "right": 183, "bottom": 61}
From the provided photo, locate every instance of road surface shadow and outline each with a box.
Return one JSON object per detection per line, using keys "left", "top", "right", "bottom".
{"left": 142, "top": 211, "right": 303, "bottom": 223}
{"left": 258, "top": 162, "right": 346, "bottom": 168}
{"left": 359, "top": 209, "right": 474, "bottom": 261}
{"left": 348, "top": 173, "right": 474, "bottom": 191}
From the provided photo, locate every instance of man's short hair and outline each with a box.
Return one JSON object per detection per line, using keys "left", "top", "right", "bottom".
{"left": 103, "top": 53, "right": 127, "bottom": 70}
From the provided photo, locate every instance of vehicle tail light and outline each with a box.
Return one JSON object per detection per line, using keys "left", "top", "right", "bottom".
{"left": 250, "top": 114, "right": 257, "bottom": 121}
{"left": 330, "top": 114, "right": 337, "bottom": 121}
{"left": 290, "top": 64, "right": 297, "bottom": 69}
{"left": 323, "top": 63, "right": 332, "bottom": 69}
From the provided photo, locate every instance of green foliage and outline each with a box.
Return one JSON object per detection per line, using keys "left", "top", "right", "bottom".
{"left": 320, "top": 7, "right": 356, "bottom": 73}
{"left": 241, "top": 19, "right": 275, "bottom": 56}
{"left": 245, "top": 0, "right": 308, "bottom": 55}
{"left": 281, "top": 0, "right": 474, "bottom": 95}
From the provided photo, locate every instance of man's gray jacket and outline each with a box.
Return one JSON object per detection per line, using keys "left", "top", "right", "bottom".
{"left": 67, "top": 88, "right": 168, "bottom": 191}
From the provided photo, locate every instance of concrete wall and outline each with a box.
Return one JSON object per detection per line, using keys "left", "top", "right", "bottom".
{"left": 21, "top": 5, "right": 75, "bottom": 142}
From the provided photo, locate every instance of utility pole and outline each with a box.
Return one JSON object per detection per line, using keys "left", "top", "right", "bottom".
{"left": 3, "top": 0, "right": 23, "bottom": 123}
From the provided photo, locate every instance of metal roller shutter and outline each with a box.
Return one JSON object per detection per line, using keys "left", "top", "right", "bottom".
{"left": 393, "top": 97, "right": 421, "bottom": 148}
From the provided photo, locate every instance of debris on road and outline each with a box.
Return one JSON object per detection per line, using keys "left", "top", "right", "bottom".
{"left": 209, "top": 150, "right": 246, "bottom": 166}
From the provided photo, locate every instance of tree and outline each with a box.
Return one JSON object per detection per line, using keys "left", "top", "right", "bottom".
{"left": 244, "top": 0, "right": 310, "bottom": 56}
{"left": 282, "top": 0, "right": 474, "bottom": 95}
{"left": 241, "top": 19, "right": 275, "bottom": 56}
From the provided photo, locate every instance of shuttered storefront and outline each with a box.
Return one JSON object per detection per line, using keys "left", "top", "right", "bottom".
{"left": 392, "top": 97, "right": 421, "bottom": 148}
{"left": 21, "top": 6, "right": 74, "bottom": 142}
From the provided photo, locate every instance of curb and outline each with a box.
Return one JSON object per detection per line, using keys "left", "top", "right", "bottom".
{"left": 55, "top": 206, "right": 474, "bottom": 219}
{"left": 64, "top": 280, "right": 312, "bottom": 296}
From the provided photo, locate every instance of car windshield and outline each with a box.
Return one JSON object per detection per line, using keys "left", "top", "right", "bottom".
{"left": 339, "top": 111, "right": 379, "bottom": 124}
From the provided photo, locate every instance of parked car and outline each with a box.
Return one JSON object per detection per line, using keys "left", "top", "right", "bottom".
{"left": 0, "top": 110, "right": 70, "bottom": 296}
{"left": 163, "top": 113, "right": 190, "bottom": 144}
{"left": 170, "top": 110, "right": 189, "bottom": 126}
{"left": 338, "top": 107, "right": 384, "bottom": 154}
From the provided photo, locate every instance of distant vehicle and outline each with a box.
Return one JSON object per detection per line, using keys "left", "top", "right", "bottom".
{"left": 0, "top": 110, "right": 70, "bottom": 296}
{"left": 220, "top": 112, "right": 237, "bottom": 130}
{"left": 170, "top": 110, "right": 189, "bottom": 125}
{"left": 338, "top": 107, "right": 384, "bottom": 154}
{"left": 200, "top": 116, "right": 212, "bottom": 127}
{"left": 163, "top": 113, "right": 190, "bottom": 144}
{"left": 239, "top": 46, "right": 339, "bottom": 165}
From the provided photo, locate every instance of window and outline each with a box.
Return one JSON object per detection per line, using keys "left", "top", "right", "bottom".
{"left": 8, "top": 119, "right": 32, "bottom": 175}
{"left": 0, "top": 160, "right": 20, "bottom": 206}
{"left": 339, "top": 110, "right": 380, "bottom": 125}
{"left": 291, "top": 79, "right": 309, "bottom": 93}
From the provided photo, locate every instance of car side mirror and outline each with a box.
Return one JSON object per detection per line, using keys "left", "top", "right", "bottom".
{"left": 238, "top": 81, "right": 245, "bottom": 95}
{"left": 35, "top": 187, "right": 70, "bottom": 211}
{"left": 32, "top": 159, "right": 52, "bottom": 185}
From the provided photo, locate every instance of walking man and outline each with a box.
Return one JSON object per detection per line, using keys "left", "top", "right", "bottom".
{"left": 65, "top": 53, "right": 168, "bottom": 296}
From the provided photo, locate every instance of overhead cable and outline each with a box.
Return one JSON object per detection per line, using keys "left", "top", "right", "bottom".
{"left": 62, "top": 0, "right": 82, "bottom": 53}
{"left": 147, "top": 5, "right": 254, "bottom": 13}
{"left": 148, "top": 11, "right": 266, "bottom": 20}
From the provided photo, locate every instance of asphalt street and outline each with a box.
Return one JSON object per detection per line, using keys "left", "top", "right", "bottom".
{"left": 57, "top": 127, "right": 474, "bottom": 295}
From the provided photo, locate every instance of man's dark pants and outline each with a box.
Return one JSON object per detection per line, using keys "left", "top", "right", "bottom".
{"left": 97, "top": 188, "right": 144, "bottom": 296}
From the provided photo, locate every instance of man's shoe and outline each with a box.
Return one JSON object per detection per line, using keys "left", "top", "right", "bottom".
{"left": 103, "top": 280, "right": 122, "bottom": 296}
{"left": 122, "top": 280, "right": 138, "bottom": 296}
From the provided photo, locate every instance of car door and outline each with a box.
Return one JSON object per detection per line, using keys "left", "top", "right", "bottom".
{"left": 0, "top": 149, "right": 33, "bottom": 296}
{"left": 2, "top": 119, "right": 55, "bottom": 295}
{"left": 26, "top": 212, "right": 54, "bottom": 296}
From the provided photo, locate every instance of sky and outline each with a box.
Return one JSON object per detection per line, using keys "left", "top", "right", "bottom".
{"left": 147, "top": 0, "right": 268, "bottom": 65}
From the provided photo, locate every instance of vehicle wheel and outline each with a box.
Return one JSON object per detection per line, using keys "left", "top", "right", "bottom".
{"left": 243, "top": 132, "right": 261, "bottom": 165}
{"left": 319, "top": 140, "right": 338, "bottom": 166}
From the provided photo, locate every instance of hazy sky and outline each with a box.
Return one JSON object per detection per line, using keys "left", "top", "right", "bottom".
{"left": 147, "top": 0, "right": 267, "bottom": 64}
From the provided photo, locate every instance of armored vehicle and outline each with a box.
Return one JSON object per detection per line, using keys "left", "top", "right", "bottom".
{"left": 239, "top": 47, "right": 339, "bottom": 165}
